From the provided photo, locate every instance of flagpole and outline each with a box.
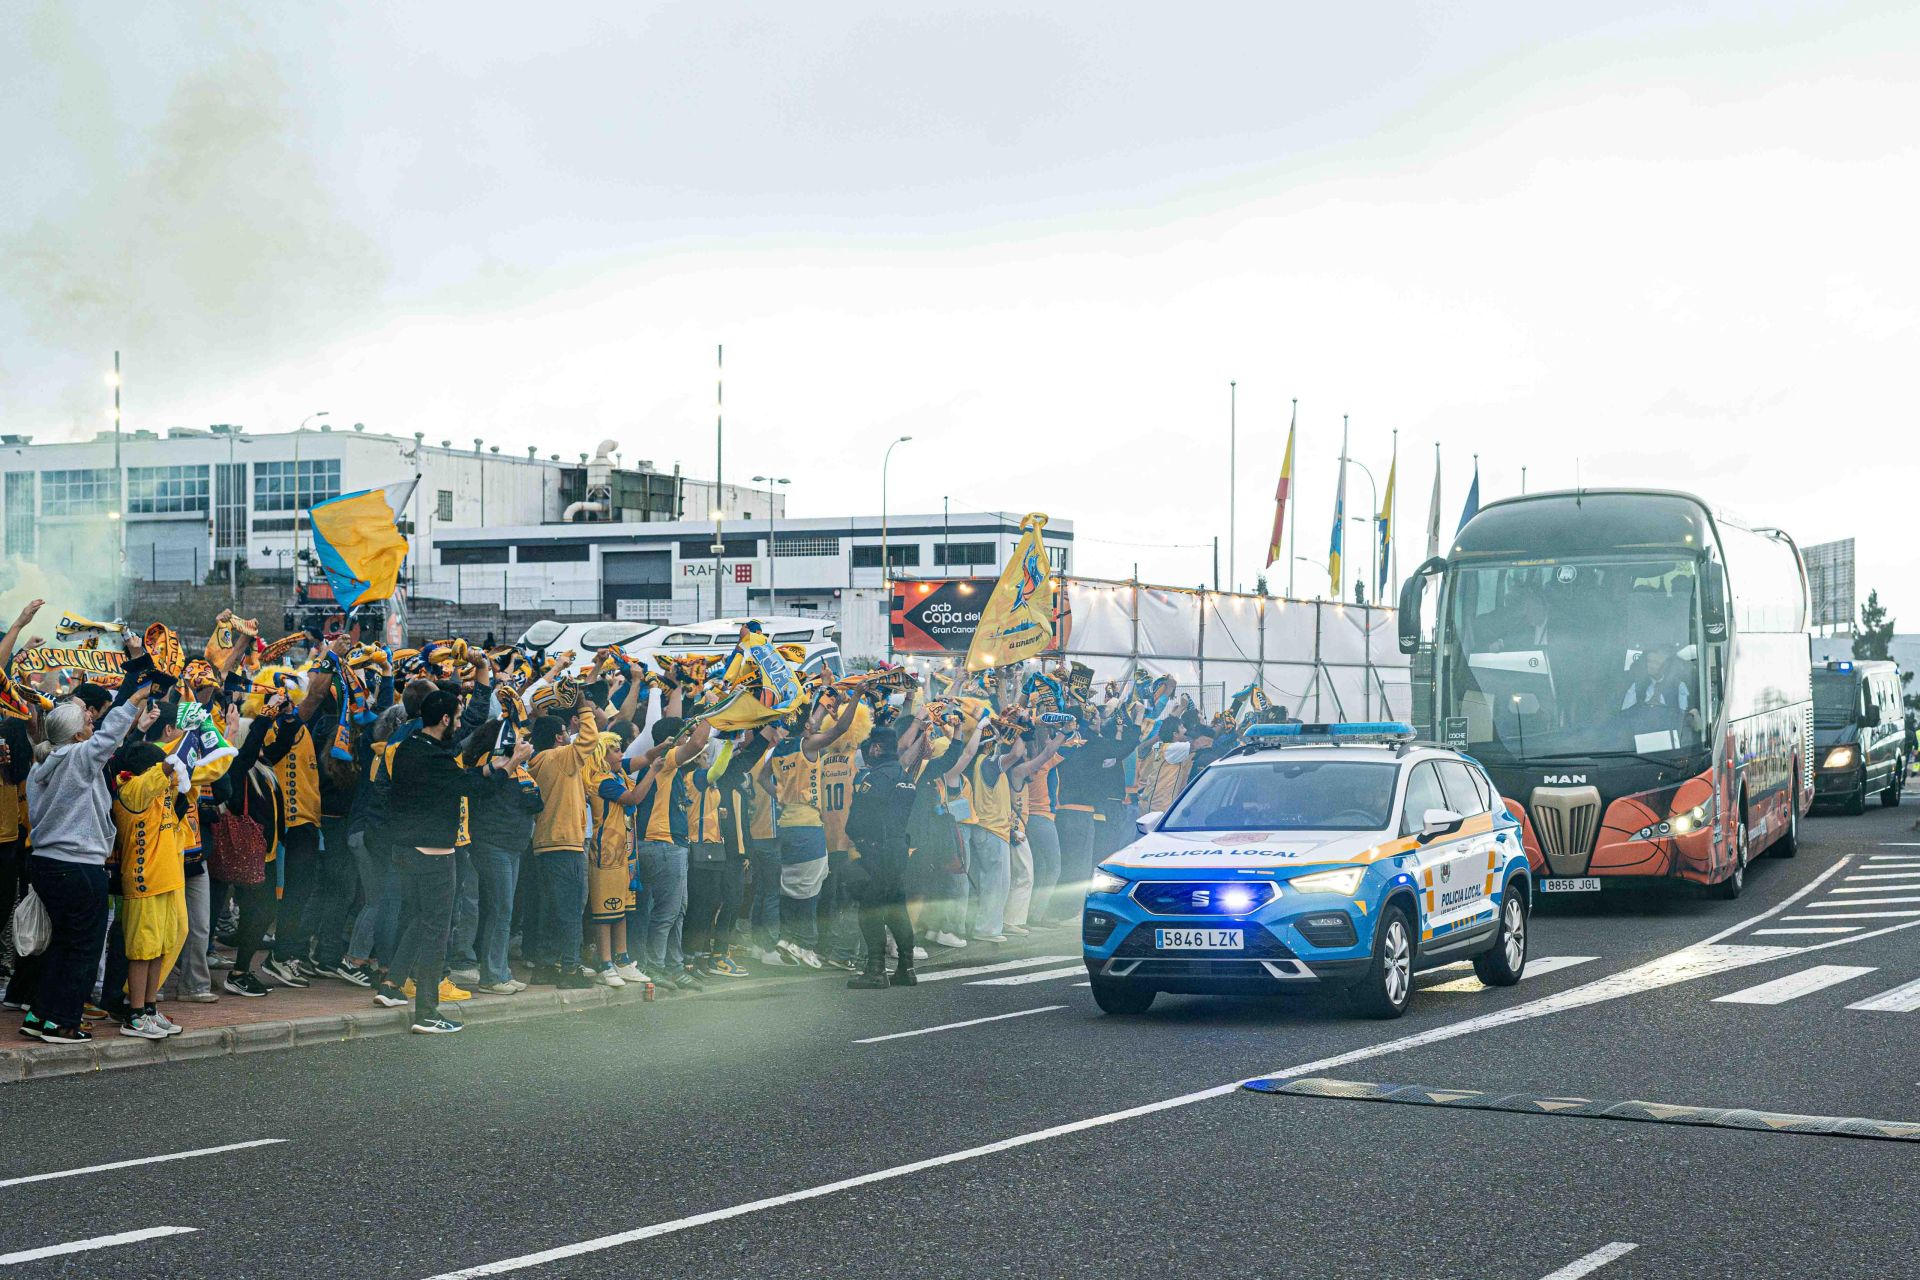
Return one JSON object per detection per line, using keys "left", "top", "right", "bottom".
{"left": 1389, "top": 427, "right": 1399, "bottom": 604}
{"left": 1228, "top": 380, "right": 1236, "bottom": 594}
{"left": 1287, "top": 398, "right": 1297, "bottom": 600}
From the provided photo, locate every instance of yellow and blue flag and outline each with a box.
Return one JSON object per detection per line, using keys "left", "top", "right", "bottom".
{"left": 309, "top": 479, "right": 419, "bottom": 607}
{"left": 966, "top": 512, "right": 1056, "bottom": 671}
{"left": 1328, "top": 418, "right": 1349, "bottom": 597}
{"left": 1376, "top": 450, "right": 1395, "bottom": 599}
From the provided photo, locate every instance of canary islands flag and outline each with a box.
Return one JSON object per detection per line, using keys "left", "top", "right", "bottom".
{"left": 309, "top": 479, "right": 419, "bottom": 607}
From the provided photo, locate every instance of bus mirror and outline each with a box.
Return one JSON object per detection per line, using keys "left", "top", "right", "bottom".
{"left": 1701, "top": 562, "right": 1728, "bottom": 634}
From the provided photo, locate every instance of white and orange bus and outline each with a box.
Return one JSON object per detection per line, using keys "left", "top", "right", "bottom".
{"left": 1399, "top": 489, "right": 1811, "bottom": 899}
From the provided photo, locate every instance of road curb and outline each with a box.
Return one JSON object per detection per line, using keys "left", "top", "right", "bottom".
{"left": 0, "top": 983, "right": 655, "bottom": 1084}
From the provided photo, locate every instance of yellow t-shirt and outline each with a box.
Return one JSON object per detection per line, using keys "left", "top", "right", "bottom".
{"left": 528, "top": 738, "right": 597, "bottom": 853}
{"left": 641, "top": 756, "right": 682, "bottom": 845}
{"left": 275, "top": 726, "right": 321, "bottom": 829}
{"left": 588, "top": 759, "right": 634, "bottom": 870}
{"left": 115, "top": 764, "right": 186, "bottom": 899}
{"left": 963, "top": 756, "right": 1013, "bottom": 843}
{"left": 819, "top": 749, "right": 857, "bottom": 852}
{"left": 683, "top": 774, "right": 723, "bottom": 846}
{"left": 1024, "top": 759, "right": 1056, "bottom": 821}
{"left": 748, "top": 756, "right": 776, "bottom": 842}
{"left": 772, "top": 750, "right": 823, "bottom": 828}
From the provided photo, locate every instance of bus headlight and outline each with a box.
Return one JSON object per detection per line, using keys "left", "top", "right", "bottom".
{"left": 1634, "top": 799, "right": 1713, "bottom": 842}
{"left": 1088, "top": 867, "right": 1130, "bottom": 896}
{"left": 1289, "top": 867, "right": 1365, "bottom": 896}
{"left": 1823, "top": 746, "right": 1856, "bottom": 770}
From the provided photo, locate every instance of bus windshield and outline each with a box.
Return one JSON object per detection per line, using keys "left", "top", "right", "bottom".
{"left": 1440, "top": 558, "right": 1707, "bottom": 764}
{"left": 1811, "top": 672, "right": 1859, "bottom": 728}
{"left": 1160, "top": 759, "right": 1398, "bottom": 832}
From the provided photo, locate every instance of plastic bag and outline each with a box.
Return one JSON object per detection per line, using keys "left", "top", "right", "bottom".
{"left": 10, "top": 887, "right": 50, "bottom": 957}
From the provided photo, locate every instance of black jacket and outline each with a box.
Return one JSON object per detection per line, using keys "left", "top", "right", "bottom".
{"left": 467, "top": 762, "right": 542, "bottom": 850}
{"left": 389, "top": 730, "right": 480, "bottom": 850}
{"left": 846, "top": 759, "right": 916, "bottom": 869}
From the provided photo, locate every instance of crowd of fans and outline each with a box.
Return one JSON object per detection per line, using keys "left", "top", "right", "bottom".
{"left": 0, "top": 598, "right": 1251, "bottom": 1040}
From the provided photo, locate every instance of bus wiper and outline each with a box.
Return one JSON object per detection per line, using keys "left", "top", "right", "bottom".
{"left": 1524, "top": 749, "right": 1692, "bottom": 769}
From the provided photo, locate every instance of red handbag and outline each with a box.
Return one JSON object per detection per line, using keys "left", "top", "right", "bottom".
{"left": 205, "top": 811, "right": 267, "bottom": 885}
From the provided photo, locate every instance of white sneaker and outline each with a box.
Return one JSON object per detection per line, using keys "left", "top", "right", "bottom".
{"left": 972, "top": 933, "right": 1009, "bottom": 944}
{"left": 885, "top": 937, "right": 899, "bottom": 958}
{"left": 150, "top": 1010, "right": 183, "bottom": 1035}
{"left": 797, "top": 948, "right": 825, "bottom": 970}
{"left": 758, "top": 946, "right": 790, "bottom": 966}
{"left": 506, "top": 979, "right": 529, "bottom": 992}
{"left": 776, "top": 939, "right": 811, "bottom": 967}
{"left": 120, "top": 1014, "right": 167, "bottom": 1040}
{"left": 912, "top": 946, "right": 930, "bottom": 961}
{"left": 180, "top": 990, "right": 221, "bottom": 1003}
{"left": 1005, "top": 924, "right": 1031, "bottom": 936}
{"left": 615, "top": 961, "right": 648, "bottom": 982}
{"left": 596, "top": 967, "right": 627, "bottom": 988}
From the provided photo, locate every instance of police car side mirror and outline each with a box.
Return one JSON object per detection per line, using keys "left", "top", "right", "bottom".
{"left": 1418, "top": 807, "right": 1466, "bottom": 843}
{"left": 1863, "top": 703, "right": 1882, "bottom": 728}
{"left": 1136, "top": 811, "right": 1164, "bottom": 834}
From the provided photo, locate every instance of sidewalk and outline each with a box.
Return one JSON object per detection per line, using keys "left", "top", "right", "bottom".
{"left": 0, "top": 928, "right": 1073, "bottom": 1083}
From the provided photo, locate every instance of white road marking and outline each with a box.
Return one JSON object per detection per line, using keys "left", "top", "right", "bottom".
{"left": 1830, "top": 884, "right": 1920, "bottom": 894}
{"left": 1783, "top": 911, "right": 1920, "bottom": 921}
{"left": 1842, "top": 872, "right": 1920, "bottom": 881}
{"left": 1425, "top": 955, "right": 1598, "bottom": 992}
{"left": 1804, "top": 895, "right": 1920, "bottom": 907}
{"left": 912, "top": 956, "right": 1076, "bottom": 983}
{"left": 0, "top": 1227, "right": 197, "bottom": 1266}
{"left": 1537, "top": 1241, "right": 1638, "bottom": 1280}
{"left": 414, "top": 870, "right": 1850, "bottom": 1280}
{"left": 0, "top": 1138, "right": 287, "bottom": 1190}
{"left": 854, "top": 1006, "right": 1066, "bottom": 1044}
{"left": 1875, "top": 843, "right": 1920, "bottom": 847}
{"left": 1846, "top": 978, "right": 1920, "bottom": 1013}
{"left": 1752, "top": 927, "right": 1859, "bottom": 936}
{"left": 968, "top": 965, "right": 1087, "bottom": 986}
{"left": 1714, "top": 965, "right": 1877, "bottom": 1005}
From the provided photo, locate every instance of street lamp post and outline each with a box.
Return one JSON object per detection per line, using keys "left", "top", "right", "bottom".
{"left": 881, "top": 436, "right": 913, "bottom": 662}
{"left": 110, "top": 352, "right": 124, "bottom": 619}
{"left": 753, "top": 475, "right": 790, "bottom": 615}
{"left": 217, "top": 427, "right": 253, "bottom": 603}
{"left": 1293, "top": 556, "right": 1324, "bottom": 600}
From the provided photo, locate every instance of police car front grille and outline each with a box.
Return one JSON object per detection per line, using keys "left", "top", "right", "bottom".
{"left": 1130, "top": 881, "right": 1280, "bottom": 917}
{"left": 1109, "top": 924, "right": 1296, "bottom": 961}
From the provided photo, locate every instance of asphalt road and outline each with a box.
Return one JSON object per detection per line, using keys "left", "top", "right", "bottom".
{"left": 4, "top": 797, "right": 1917, "bottom": 1279}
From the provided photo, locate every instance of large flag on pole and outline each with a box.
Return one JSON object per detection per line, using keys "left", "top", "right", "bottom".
{"left": 1328, "top": 417, "right": 1349, "bottom": 598}
{"left": 966, "top": 512, "right": 1056, "bottom": 671}
{"left": 1425, "top": 443, "right": 1443, "bottom": 560}
{"left": 1265, "top": 415, "right": 1295, "bottom": 568}
{"left": 1376, "top": 449, "right": 1396, "bottom": 599}
{"left": 309, "top": 479, "right": 419, "bottom": 607}
{"left": 1456, "top": 457, "right": 1481, "bottom": 535}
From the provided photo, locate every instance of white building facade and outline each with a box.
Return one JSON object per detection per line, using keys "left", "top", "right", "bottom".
{"left": 0, "top": 426, "right": 780, "bottom": 589}
{"left": 427, "top": 511, "right": 1074, "bottom": 630}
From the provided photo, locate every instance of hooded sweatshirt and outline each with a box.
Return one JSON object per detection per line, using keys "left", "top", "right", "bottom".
{"left": 26, "top": 700, "right": 139, "bottom": 867}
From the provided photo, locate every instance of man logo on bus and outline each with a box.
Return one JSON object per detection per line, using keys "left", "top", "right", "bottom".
{"left": 1543, "top": 774, "right": 1588, "bottom": 785}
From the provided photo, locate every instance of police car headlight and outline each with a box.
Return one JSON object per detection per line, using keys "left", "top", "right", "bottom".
{"left": 1823, "top": 746, "right": 1856, "bottom": 770}
{"left": 1088, "top": 867, "right": 1130, "bottom": 896}
{"left": 1289, "top": 867, "right": 1364, "bottom": 896}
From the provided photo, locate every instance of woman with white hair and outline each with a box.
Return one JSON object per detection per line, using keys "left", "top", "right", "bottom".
{"left": 18, "top": 679, "right": 155, "bottom": 1044}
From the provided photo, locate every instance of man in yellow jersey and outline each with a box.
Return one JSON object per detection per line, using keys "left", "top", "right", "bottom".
{"left": 1011, "top": 725, "right": 1067, "bottom": 928}
{"left": 744, "top": 732, "right": 784, "bottom": 963}
{"left": 816, "top": 709, "right": 865, "bottom": 971}
{"left": 955, "top": 727, "right": 1019, "bottom": 943}
{"left": 761, "top": 692, "right": 859, "bottom": 968}
{"left": 633, "top": 713, "right": 712, "bottom": 989}
{"left": 583, "top": 720, "right": 643, "bottom": 988}
{"left": 261, "top": 638, "right": 343, "bottom": 988}
{"left": 524, "top": 710, "right": 598, "bottom": 989}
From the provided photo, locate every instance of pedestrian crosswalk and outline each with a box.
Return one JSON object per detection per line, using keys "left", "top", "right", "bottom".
{"left": 1746, "top": 852, "right": 1920, "bottom": 938}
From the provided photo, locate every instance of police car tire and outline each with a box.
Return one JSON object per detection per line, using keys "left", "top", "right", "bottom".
{"left": 1471, "top": 885, "right": 1527, "bottom": 987}
{"left": 1348, "top": 904, "right": 1414, "bottom": 1020}
{"left": 1089, "top": 977, "right": 1155, "bottom": 1016}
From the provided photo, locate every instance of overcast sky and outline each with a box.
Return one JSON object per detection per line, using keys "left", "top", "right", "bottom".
{"left": 4, "top": 1, "right": 1915, "bottom": 621}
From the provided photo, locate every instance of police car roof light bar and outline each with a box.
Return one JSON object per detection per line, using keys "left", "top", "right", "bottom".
{"left": 1243, "top": 721, "right": 1418, "bottom": 746}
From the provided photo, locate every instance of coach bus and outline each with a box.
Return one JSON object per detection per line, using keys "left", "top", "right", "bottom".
{"left": 1398, "top": 489, "right": 1812, "bottom": 899}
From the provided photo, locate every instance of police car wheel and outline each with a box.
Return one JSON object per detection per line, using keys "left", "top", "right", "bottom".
{"left": 1349, "top": 906, "right": 1414, "bottom": 1019}
{"left": 1089, "top": 977, "right": 1155, "bottom": 1016}
{"left": 1471, "top": 886, "right": 1527, "bottom": 987}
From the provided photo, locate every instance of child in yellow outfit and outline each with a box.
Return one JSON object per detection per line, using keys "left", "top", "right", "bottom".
{"left": 113, "top": 734, "right": 234, "bottom": 1040}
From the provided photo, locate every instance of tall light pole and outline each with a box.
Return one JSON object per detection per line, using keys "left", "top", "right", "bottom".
{"left": 881, "top": 435, "right": 913, "bottom": 662}
{"left": 216, "top": 426, "right": 252, "bottom": 602}
{"left": 1345, "top": 458, "right": 1381, "bottom": 608}
{"left": 712, "top": 345, "right": 725, "bottom": 618}
{"left": 109, "top": 352, "right": 124, "bottom": 619}
{"left": 1228, "top": 380, "right": 1237, "bottom": 592}
{"left": 753, "top": 474, "right": 789, "bottom": 614}
{"left": 293, "top": 410, "right": 328, "bottom": 578}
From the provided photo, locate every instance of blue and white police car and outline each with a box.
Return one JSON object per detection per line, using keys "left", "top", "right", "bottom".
{"left": 1081, "top": 723, "right": 1531, "bottom": 1018}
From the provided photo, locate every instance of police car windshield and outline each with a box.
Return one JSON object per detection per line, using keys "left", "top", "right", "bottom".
{"left": 1160, "top": 759, "right": 1398, "bottom": 832}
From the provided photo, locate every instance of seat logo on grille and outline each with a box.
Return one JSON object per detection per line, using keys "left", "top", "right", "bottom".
{"left": 1191, "top": 889, "right": 1212, "bottom": 906}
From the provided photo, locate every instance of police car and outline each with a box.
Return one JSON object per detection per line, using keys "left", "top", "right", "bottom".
{"left": 1082, "top": 723, "right": 1530, "bottom": 1019}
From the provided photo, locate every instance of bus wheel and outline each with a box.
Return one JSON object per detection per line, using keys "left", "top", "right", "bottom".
{"left": 1712, "top": 815, "right": 1748, "bottom": 900}
{"left": 1772, "top": 800, "right": 1798, "bottom": 859}
{"left": 1349, "top": 905, "right": 1414, "bottom": 1019}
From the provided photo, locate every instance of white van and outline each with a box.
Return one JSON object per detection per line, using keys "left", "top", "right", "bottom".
{"left": 515, "top": 613, "right": 846, "bottom": 681}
